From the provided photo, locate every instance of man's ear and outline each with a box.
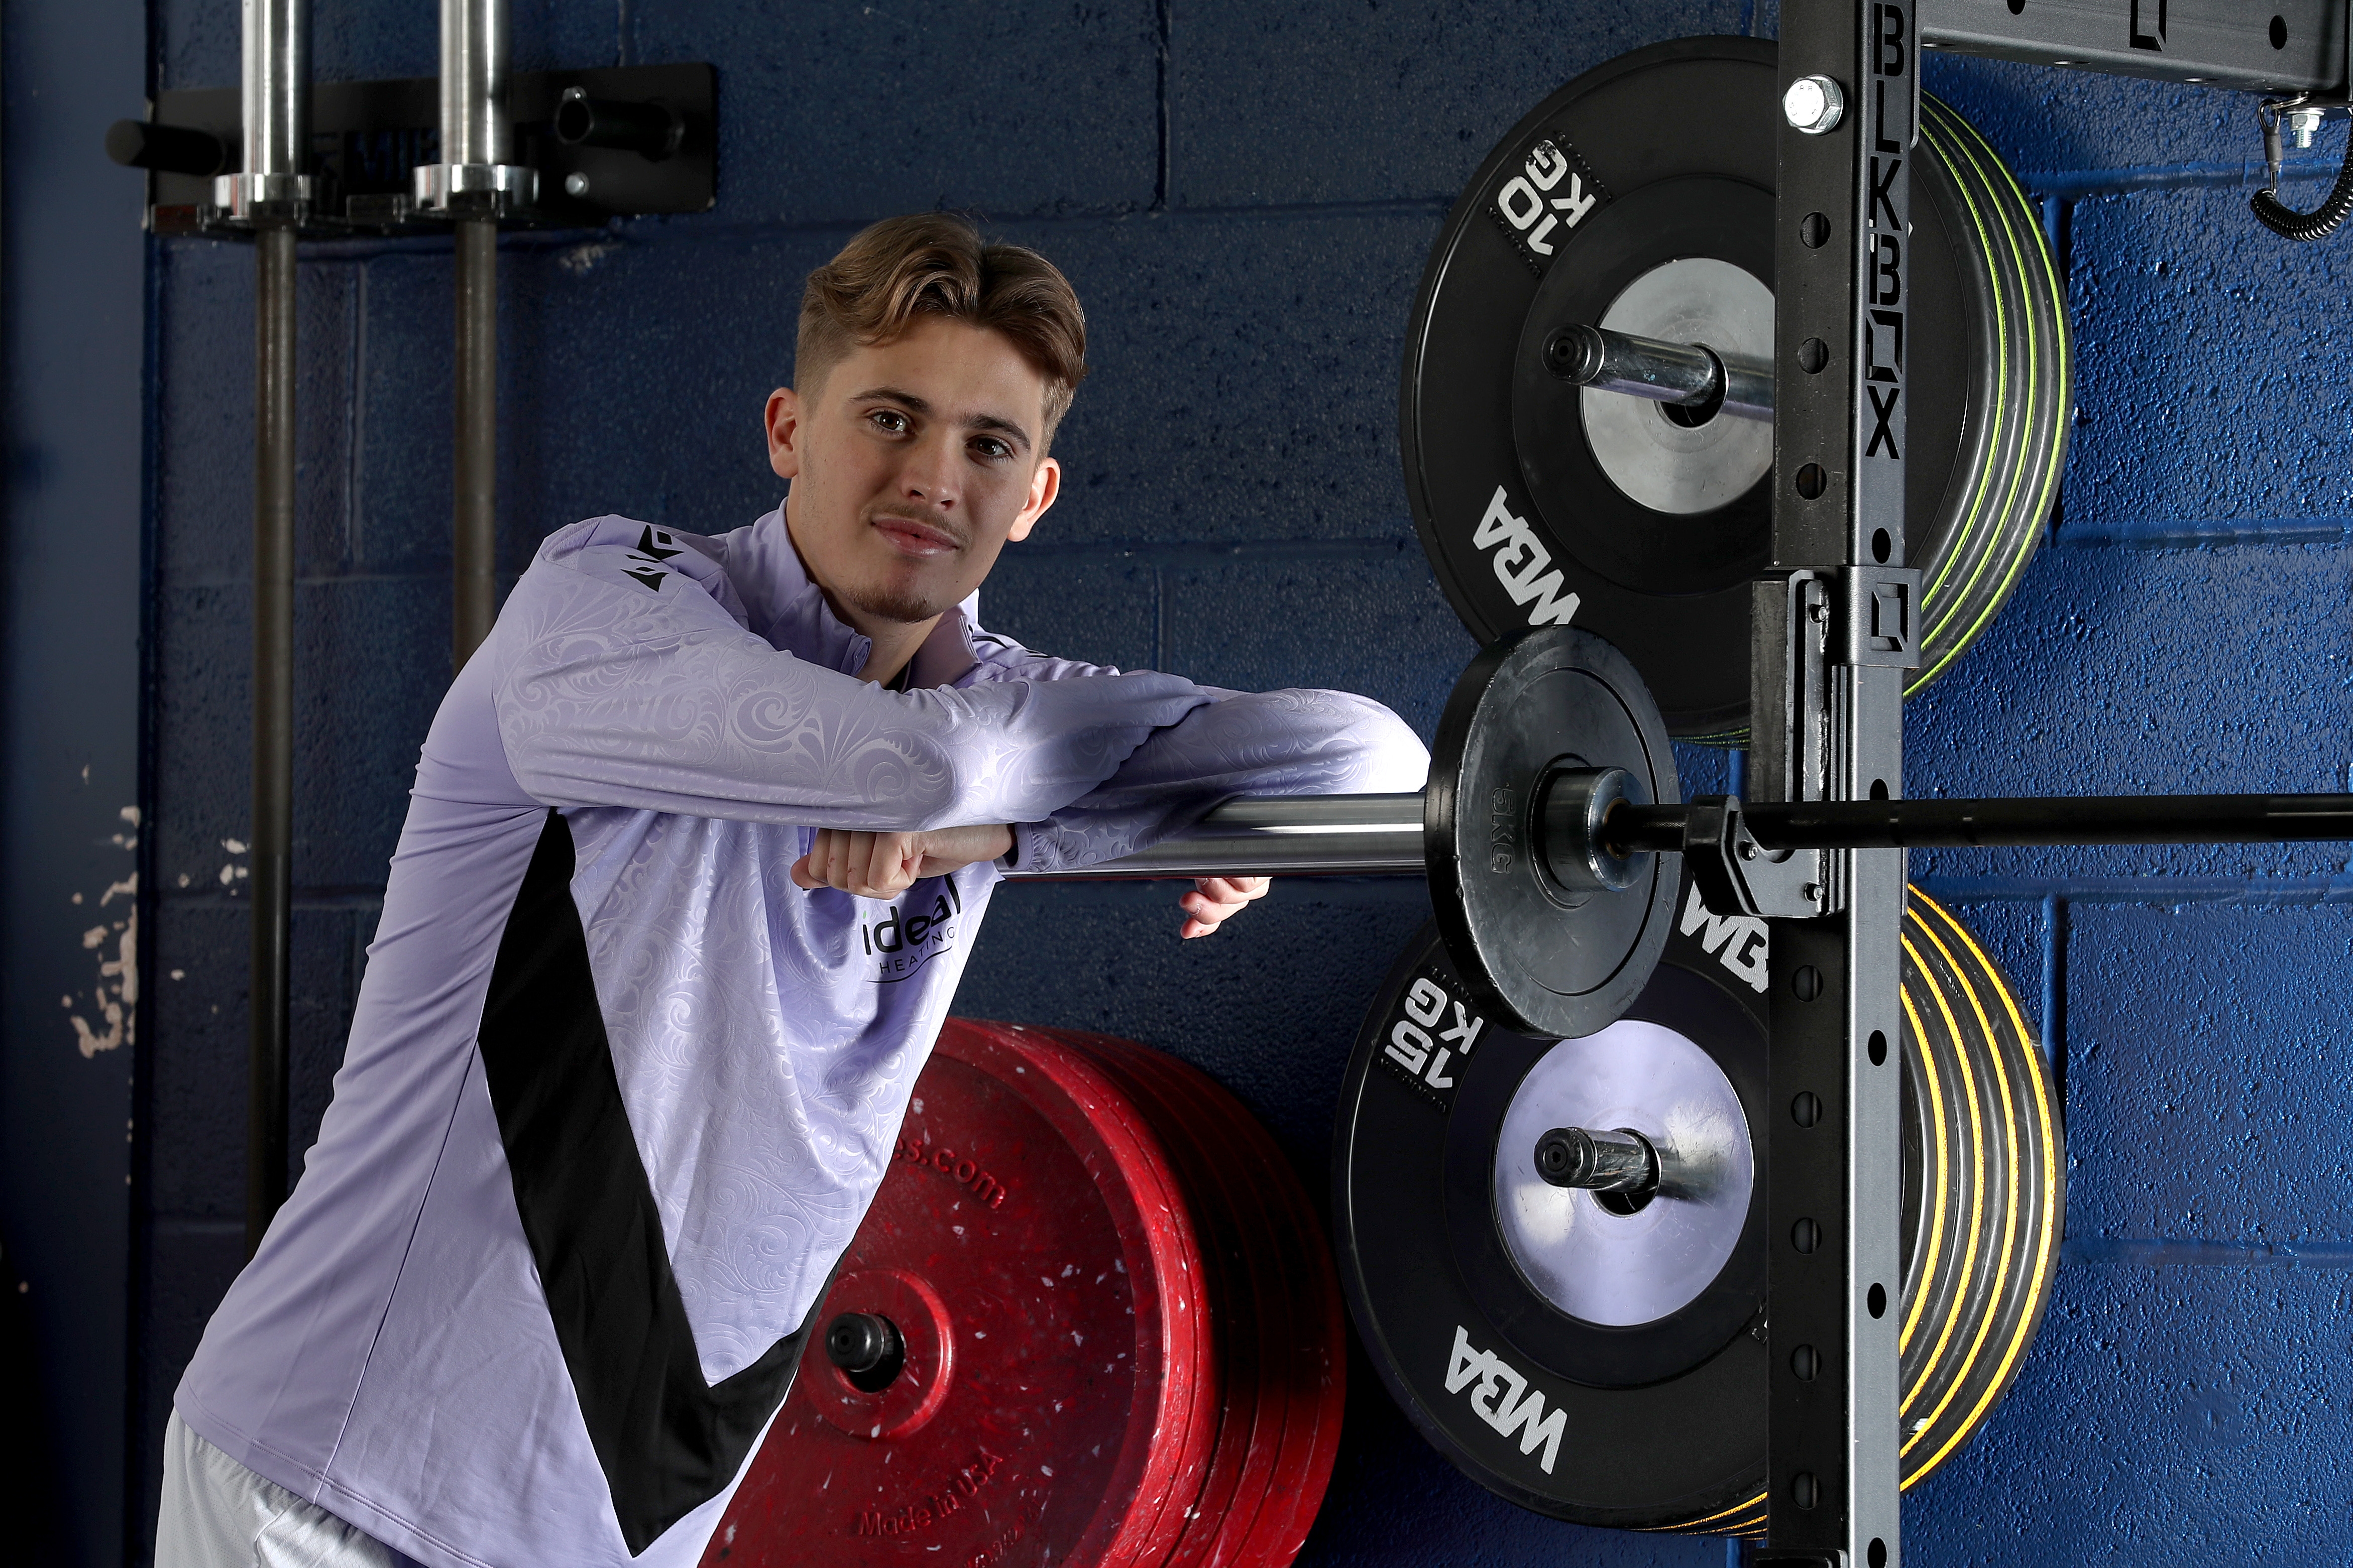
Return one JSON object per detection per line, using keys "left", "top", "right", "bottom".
{"left": 1006, "top": 455, "right": 1060, "bottom": 544}
{"left": 766, "top": 387, "right": 804, "bottom": 480}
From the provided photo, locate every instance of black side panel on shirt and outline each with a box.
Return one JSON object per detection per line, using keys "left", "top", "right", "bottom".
{"left": 477, "top": 809, "right": 814, "bottom": 1556}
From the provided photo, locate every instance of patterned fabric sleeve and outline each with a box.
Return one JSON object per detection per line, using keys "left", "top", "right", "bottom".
{"left": 494, "top": 545, "right": 1214, "bottom": 829}
{"left": 1006, "top": 685, "right": 1431, "bottom": 874}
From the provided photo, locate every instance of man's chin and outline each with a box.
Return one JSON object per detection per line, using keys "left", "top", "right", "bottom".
{"left": 838, "top": 581, "right": 957, "bottom": 627}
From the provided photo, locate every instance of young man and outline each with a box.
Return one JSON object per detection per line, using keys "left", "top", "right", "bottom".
{"left": 158, "top": 214, "right": 1426, "bottom": 1567}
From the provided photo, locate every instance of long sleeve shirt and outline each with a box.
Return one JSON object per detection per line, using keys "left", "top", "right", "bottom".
{"left": 174, "top": 509, "right": 1428, "bottom": 1568}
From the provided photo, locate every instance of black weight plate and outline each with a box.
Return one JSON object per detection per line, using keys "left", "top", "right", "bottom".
{"left": 1401, "top": 36, "right": 2067, "bottom": 738}
{"left": 1332, "top": 882, "right": 1773, "bottom": 1530}
{"left": 1425, "top": 626, "right": 1677, "bottom": 1040}
{"left": 1334, "top": 875, "right": 2065, "bottom": 1534}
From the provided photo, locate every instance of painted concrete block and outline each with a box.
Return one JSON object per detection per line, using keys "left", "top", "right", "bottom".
{"left": 352, "top": 253, "right": 458, "bottom": 574}
{"left": 1902, "top": 1263, "right": 2353, "bottom": 1564}
{"left": 1902, "top": 541, "right": 2353, "bottom": 887}
{"left": 146, "top": 905, "right": 248, "bottom": 1220}
{"left": 1170, "top": 1, "right": 1751, "bottom": 210}
{"left": 976, "top": 552, "right": 1160, "bottom": 674}
{"left": 154, "top": 252, "right": 357, "bottom": 579}
{"left": 155, "top": 244, "right": 259, "bottom": 584}
{"left": 2064, "top": 184, "right": 2353, "bottom": 533}
{"left": 990, "top": 210, "right": 1440, "bottom": 548}
{"left": 960, "top": 877, "right": 1433, "bottom": 1160}
{"left": 1160, "top": 550, "right": 1477, "bottom": 742}
{"left": 630, "top": 1, "right": 1159, "bottom": 223}
{"left": 2063, "top": 902, "right": 2353, "bottom": 1247}
{"left": 497, "top": 233, "right": 820, "bottom": 544}
{"left": 156, "top": 0, "right": 238, "bottom": 91}
{"left": 291, "top": 577, "right": 449, "bottom": 889}
{"left": 152, "top": 584, "right": 255, "bottom": 889}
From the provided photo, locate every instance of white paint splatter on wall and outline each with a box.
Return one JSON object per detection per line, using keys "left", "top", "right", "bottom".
{"left": 66, "top": 805, "right": 140, "bottom": 1058}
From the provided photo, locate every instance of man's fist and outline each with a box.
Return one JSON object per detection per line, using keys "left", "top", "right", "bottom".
{"left": 1179, "top": 876, "right": 1270, "bottom": 939}
{"left": 792, "top": 824, "right": 1014, "bottom": 899}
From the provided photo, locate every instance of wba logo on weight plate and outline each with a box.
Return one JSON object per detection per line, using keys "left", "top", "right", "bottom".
{"left": 1445, "top": 1325, "right": 1567, "bottom": 1475}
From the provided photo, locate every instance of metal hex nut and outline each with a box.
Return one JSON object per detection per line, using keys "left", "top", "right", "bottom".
{"left": 1782, "top": 74, "right": 1845, "bottom": 135}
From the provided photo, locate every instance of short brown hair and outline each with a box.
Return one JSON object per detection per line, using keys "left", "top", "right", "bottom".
{"left": 797, "top": 213, "right": 1088, "bottom": 444}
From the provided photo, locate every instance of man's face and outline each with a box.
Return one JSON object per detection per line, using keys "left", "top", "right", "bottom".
{"left": 767, "top": 316, "right": 1061, "bottom": 631}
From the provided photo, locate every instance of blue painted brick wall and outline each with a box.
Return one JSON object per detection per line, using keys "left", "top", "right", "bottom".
{"left": 134, "top": 3, "right": 2353, "bottom": 1563}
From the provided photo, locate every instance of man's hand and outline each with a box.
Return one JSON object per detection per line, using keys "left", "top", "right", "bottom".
{"left": 1179, "top": 876, "right": 1270, "bottom": 939}
{"left": 791, "top": 824, "right": 1014, "bottom": 899}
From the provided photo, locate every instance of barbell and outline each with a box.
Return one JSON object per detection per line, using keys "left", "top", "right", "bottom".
{"left": 1011, "top": 625, "right": 2353, "bottom": 1039}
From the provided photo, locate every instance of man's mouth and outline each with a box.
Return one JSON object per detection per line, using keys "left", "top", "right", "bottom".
{"left": 868, "top": 512, "right": 964, "bottom": 559}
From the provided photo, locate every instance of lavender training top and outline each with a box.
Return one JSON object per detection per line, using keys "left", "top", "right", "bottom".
{"left": 174, "top": 509, "right": 1428, "bottom": 1568}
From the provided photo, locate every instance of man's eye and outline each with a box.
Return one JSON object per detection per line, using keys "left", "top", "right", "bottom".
{"left": 869, "top": 410, "right": 909, "bottom": 433}
{"left": 971, "top": 438, "right": 1010, "bottom": 461}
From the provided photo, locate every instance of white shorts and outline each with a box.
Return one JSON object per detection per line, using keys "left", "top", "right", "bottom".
{"left": 156, "top": 1410, "right": 421, "bottom": 1568}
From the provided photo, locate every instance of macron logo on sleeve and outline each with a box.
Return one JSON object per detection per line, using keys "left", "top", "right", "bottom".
{"left": 622, "top": 525, "right": 684, "bottom": 592}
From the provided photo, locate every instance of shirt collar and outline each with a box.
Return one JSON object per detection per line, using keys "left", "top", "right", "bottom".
{"left": 724, "top": 507, "right": 983, "bottom": 685}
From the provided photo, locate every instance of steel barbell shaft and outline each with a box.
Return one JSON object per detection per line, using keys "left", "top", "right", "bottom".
{"left": 1534, "top": 1126, "right": 1659, "bottom": 1194}
{"left": 1543, "top": 322, "right": 1773, "bottom": 421}
{"left": 1003, "top": 788, "right": 2353, "bottom": 882}
{"left": 1605, "top": 794, "right": 2353, "bottom": 854}
{"left": 1002, "top": 793, "right": 1424, "bottom": 880}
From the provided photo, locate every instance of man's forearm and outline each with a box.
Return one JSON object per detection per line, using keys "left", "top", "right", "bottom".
{"left": 1010, "top": 688, "right": 1429, "bottom": 875}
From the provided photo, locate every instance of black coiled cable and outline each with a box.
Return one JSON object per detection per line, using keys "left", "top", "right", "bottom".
{"left": 2252, "top": 100, "right": 2353, "bottom": 243}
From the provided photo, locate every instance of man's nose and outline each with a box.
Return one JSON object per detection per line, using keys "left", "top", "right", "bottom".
{"left": 898, "top": 430, "right": 960, "bottom": 509}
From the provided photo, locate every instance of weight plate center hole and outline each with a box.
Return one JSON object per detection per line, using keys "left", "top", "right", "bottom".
{"left": 1579, "top": 258, "right": 1774, "bottom": 516}
{"left": 824, "top": 1310, "right": 907, "bottom": 1393}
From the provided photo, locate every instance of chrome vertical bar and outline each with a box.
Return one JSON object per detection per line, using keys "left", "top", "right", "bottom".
{"left": 241, "top": 0, "right": 307, "bottom": 185}
{"left": 439, "top": 0, "right": 510, "bottom": 169}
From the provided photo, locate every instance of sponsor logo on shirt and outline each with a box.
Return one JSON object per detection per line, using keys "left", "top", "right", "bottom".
{"left": 621, "top": 525, "right": 682, "bottom": 592}
{"left": 860, "top": 879, "right": 964, "bottom": 984}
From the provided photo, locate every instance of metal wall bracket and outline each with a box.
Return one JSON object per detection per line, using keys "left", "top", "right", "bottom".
{"left": 1768, "top": 2, "right": 1914, "bottom": 1562}
{"left": 1837, "top": 565, "right": 1925, "bottom": 670}
{"left": 1919, "top": 0, "right": 2350, "bottom": 99}
{"left": 1686, "top": 795, "right": 1836, "bottom": 920}
{"left": 1751, "top": 570, "right": 1832, "bottom": 807}
{"left": 122, "top": 61, "right": 714, "bottom": 236}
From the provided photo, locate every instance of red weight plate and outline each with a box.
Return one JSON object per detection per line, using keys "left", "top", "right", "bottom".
{"left": 1040, "top": 1030, "right": 1298, "bottom": 1568}
{"left": 1110, "top": 1034, "right": 1355, "bottom": 1568}
{"left": 1034, "top": 1027, "right": 1347, "bottom": 1568}
{"left": 952, "top": 1021, "right": 1222, "bottom": 1568}
{"left": 703, "top": 1020, "right": 1211, "bottom": 1568}
{"left": 1139, "top": 1042, "right": 1345, "bottom": 1568}
{"left": 1085, "top": 1030, "right": 1345, "bottom": 1568}
{"left": 1020, "top": 1029, "right": 1271, "bottom": 1566}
